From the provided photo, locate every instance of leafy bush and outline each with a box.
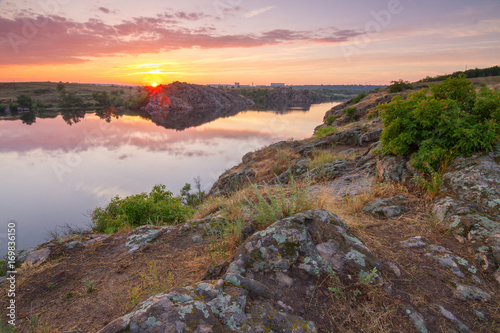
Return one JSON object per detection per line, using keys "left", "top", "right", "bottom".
{"left": 343, "top": 107, "right": 356, "bottom": 117}
{"left": 91, "top": 184, "right": 193, "bottom": 233}
{"left": 16, "top": 94, "right": 34, "bottom": 109}
{"left": 379, "top": 74, "right": 500, "bottom": 176}
{"left": 325, "top": 114, "right": 336, "bottom": 126}
{"left": 352, "top": 92, "right": 366, "bottom": 104}
{"left": 388, "top": 80, "right": 412, "bottom": 93}
{"left": 315, "top": 126, "right": 338, "bottom": 139}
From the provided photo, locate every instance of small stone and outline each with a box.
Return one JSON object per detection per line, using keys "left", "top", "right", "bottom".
{"left": 438, "top": 305, "right": 470, "bottom": 332}
{"left": 454, "top": 282, "right": 491, "bottom": 301}
{"left": 401, "top": 236, "right": 427, "bottom": 248}
{"left": 191, "top": 235, "right": 204, "bottom": 242}
{"left": 65, "top": 241, "right": 83, "bottom": 249}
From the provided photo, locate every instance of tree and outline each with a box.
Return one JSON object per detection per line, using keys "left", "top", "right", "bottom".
{"left": 57, "top": 82, "right": 65, "bottom": 92}
{"left": 16, "top": 94, "right": 33, "bottom": 109}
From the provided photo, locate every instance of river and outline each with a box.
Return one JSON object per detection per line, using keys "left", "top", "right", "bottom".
{"left": 0, "top": 102, "right": 339, "bottom": 254}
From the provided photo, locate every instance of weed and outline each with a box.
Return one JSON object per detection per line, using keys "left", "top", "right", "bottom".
{"left": 343, "top": 107, "right": 356, "bottom": 117}
{"left": 0, "top": 319, "right": 18, "bottom": 332}
{"left": 127, "top": 261, "right": 175, "bottom": 309}
{"left": 315, "top": 126, "right": 338, "bottom": 139}
{"left": 46, "top": 283, "right": 56, "bottom": 290}
{"left": 352, "top": 92, "right": 366, "bottom": 104}
{"left": 271, "top": 148, "right": 298, "bottom": 176}
{"left": 83, "top": 278, "right": 95, "bottom": 293}
{"left": 65, "top": 291, "right": 75, "bottom": 300}
{"left": 325, "top": 114, "right": 336, "bottom": 126}
{"left": 246, "top": 178, "right": 316, "bottom": 228}
{"left": 309, "top": 149, "right": 357, "bottom": 170}
{"left": 358, "top": 267, "right": 378, "bottom": 285}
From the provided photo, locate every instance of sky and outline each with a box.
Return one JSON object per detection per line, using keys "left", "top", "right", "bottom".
{"left": 0, "top": 0, "right": 498, "bottom": 85}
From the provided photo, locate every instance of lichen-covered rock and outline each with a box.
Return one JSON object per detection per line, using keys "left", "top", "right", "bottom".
{"left": 359, "top": 128, "right": 382, "bottom": 146}
{"left": 125, "top": 225, "right": 173, "bottom": 254}
{"left": 441, "top": 149, "right": 500, "bottom": 215}
{"left": 433, "top": 148, "right": 500, "bottom": 282}
{"left": 376, "top": 155, "right": 413, "bottom": 183}
{"left": 271, "top": 158, "right": 310, "bottom": 184}
{"left": 306, "top": 160, "right": 350, "bottom": 182}
{"left": 209, "top": 168, "right": 256, "bottom": 197}
{"left": 362, "top": 196, "right": 406, "bottom": 218}
{"left": 99, "top": 209, "right": 383, "bottom": 332}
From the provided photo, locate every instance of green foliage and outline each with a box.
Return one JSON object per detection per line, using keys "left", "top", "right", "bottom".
{"left": 58, "top": 90, "right": 84, "bottom": 108}
{"left": 56, "top": 82, "right": 65, "bottom": 92}
{"left": 388, "top": 79, "right": 412, "bottom": 93}
{"left": 315, "top": 126, "right": 338, "bottom": 139}
{"left": 325, "top": 114, "right": 336, "bottom": 126}
{"left": 65, "top": 291, "right": 75, "bottom": 300}
{"left": 0, "top": 319, "right": 18, "bottom": 332}
{"left": 420, "top": 65, "right": 500, "bottom": 83}
{"left": 83, "top": 278, "right": 95, "bottom": 293}
{"left": 343, "top": 107, "right": 357, "bottom": 117}
{"left": 0, "top": 259, "right": 6, "bottom": 276}
{"left": 180, "top": 177, "right": 206, "bottom": 207}
{"left": 379, "top": 74, "right": 500, "bottom": 178}
{"left": 352, "top": 92, "right": 366, "bottom": 104}
{"left": 16, "top": 94, "right": 34, "bottom": 109}
{"left": 91, "top": 184, "right": 193, "bottom": 233}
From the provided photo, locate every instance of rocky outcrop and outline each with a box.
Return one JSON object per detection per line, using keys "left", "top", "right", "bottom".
{"left": 98, "top": 209, "right": 384, "bottom": 333}
{"left": 145, "top": 82, "right": 254, "bottom": 130}
{"left": 433, "top": 146, "right": 500, "bottom": 283}
{"left": 209, "top": 168, "right": 256, "bottom": 197}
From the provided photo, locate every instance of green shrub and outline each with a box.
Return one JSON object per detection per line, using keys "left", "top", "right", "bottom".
{"left": 343, "top": 107, "right": 356, "bottom": 117}
{"left": 388, "top": 79, "right": 412, "bottom": 93}
{"left": 91, "top": 184, "right": 193, "bottom": 233}
{"left": 325, "top": 114, "right": 336, "bottom": 126}
{"left": 379, "top": 74, "right": 500, "bottom": 177}
{"left": 352, "top": 92, "right": 366, "bottom": 104}
{"left": 315, "top": 126, "right": 338, "bottom": 139}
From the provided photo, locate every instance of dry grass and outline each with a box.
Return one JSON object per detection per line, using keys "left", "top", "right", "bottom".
{"left": 309, "top": 149, "right": 357, "bottom": 169}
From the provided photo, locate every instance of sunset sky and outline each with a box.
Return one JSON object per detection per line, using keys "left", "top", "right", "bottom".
{"left": 0, "top": 0, "right": 498, "bottom": 85}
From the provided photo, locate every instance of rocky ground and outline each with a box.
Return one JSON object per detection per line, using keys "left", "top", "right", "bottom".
{"left": 2, "top": 85, "right": 499, "bottom": 332}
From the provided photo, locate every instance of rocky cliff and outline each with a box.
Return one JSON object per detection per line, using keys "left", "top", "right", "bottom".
{"left": 2, "top": 84, "right": 499, "bottom": 332}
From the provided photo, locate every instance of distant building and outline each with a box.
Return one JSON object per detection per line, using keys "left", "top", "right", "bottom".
{"left": 271, "top": 83, "right": 285, "bottom": 87}
{"left": 235, "top": 82, "right": 240, "bottom": 88}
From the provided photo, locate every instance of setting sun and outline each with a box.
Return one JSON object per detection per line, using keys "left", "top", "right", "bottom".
{"left": 152, "top": 82, "right": 158, "bottom": 87}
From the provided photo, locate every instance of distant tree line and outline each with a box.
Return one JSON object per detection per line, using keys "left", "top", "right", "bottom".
{"left": 419, "top": 65, "right": 500, "bottom": 83}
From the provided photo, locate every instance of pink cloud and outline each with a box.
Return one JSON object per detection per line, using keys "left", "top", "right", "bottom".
{"left": 0, "top": 13, "right": 362, "bottom": 66}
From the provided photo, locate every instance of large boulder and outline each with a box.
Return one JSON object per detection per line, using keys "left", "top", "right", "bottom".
{"left": 98, "top": 210, "right": 384, "bottom": 333}
{"left": 434, "top": 146, "right": 500, "bottom": 283}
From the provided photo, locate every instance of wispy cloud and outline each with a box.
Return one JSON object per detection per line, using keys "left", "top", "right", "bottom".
{"left": 0, "top": 13, "right": 362, "bottom": 66}
{"left": 245, "top": 6, "right": 275, "bottom": 18}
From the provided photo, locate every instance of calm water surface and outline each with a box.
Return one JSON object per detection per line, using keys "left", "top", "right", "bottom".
{"left": 0, "top": 102, "right": 338, "bottom": 254}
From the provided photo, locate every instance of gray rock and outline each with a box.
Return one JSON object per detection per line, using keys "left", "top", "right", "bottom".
{"left": 210, "top": 168, "right": 256, "bottom": 197}
{"left": 125, "top": 226, "right": 172, "bottom": 253}
{"left": 433, "top": 148, "right": 500, "bottom": 282}
{"left": 376, "top": 155, "right": 413, "bottom": 183}
{"left": 65, "top": 241, "right": 83, "bottom": 249}
{"left": 272, "top": 159, "right": 310, "bottom": 184}
{"left": 405, "top": 306, "right": 428, "bottom": 333}
{"left": 25, "top": 248, "right": 51, "bottom": 265}
{"left": 401, "top": 236, "right": 427, "bottom": 248}
{"left": 438, "top": 305, "right": 470, "bottom": 332}
{"left": 453, "top": 282, "right": 491, "bottom": 301}
{"left": 362, "top": 196, "right": 406, "bottom": 218}
{"left": 359, "top": 128, "right": 383, "bottom": 146}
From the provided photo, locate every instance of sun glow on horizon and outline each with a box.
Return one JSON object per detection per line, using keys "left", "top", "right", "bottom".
{"left": 151, "top": 82, "right": 158, "bottom": 87}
